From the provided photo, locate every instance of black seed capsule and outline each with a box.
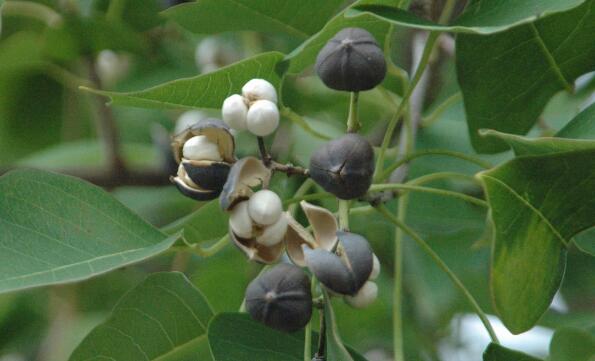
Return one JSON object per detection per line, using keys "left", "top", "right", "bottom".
{"left": 245, "top": 263, "right": 312, "bottom": 333}
{"left": 309, "top": 133, "right": 374, "bottom": 200}
{"left": 315, "top": 27, "right": 386, "bottom": 92}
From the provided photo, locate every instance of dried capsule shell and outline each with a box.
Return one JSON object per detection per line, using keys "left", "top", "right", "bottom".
{"left": 183, "top": 161, "right": 230, "bottom": 192}
{"left": 220, "top": 157, "right": 271, "bottom": 211}
{"left": 286, "top": 201, "right": 338, "bottom": 267}
{"left": 171, "top": 164, "right": 220, "bottom": 201}
{"left": 315, "top": 27, "right": 386, "bottom": 92}
{"left": 245, "top": 263, "right": 312, "bottom": 332}
{"left": 303, "top": 231, "right": 374, "bottom": 295}
{"left": 309, "top": 133, "right": 374, "bottom": 200}
{"left": 229, "top": 224, "right": 284, "bottom": 264}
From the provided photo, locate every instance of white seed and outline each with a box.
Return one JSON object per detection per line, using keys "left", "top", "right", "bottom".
{"left": 182, "top": 135, "right": 222, "bottom": 161}
{"left": 344, "top": 281, "right": 378, "bottom": 309}
{"left": 222, "top": 94, "right": 248, "bottom": 130}
{"left": 229, "top": 201, "right": 254, "bottom": 239}
{"left": 96, "top": 50, "right": 129, "bottom": 87}
{"left": 246, "top": 100, "right": 279, "bottom": 137}
{"left": 256, "top": 213, "right": 288, "bottom": 246}
{"left": 370, "top": 254, "right": 380, "bottom": 280}
{"left": 248, "top": 189, "right": 283, "bottom": 226}
{"left": 242, "top": 78, "right": 277, "bottom": 103}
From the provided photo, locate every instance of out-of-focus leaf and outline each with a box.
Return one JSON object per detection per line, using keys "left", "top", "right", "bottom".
{"left": 549, "top": 327, "right": 595, "bottom": 361}
{"left": 456, "top": 0, "right": 595, "bottom": 153}
{"left": 207, "top": 313, "right": 368, "bottom": 361}
{"left": 164, "top": 0, "right": 344, "bottom": 39}
{"left": 0, "top": 32, "right": 44, "bottom": 73}
{"left": 324, "top": 293, "right": 355, "bottom": 361}
{"left": 161, "top": 200, "right": 228, "bottom": 245}
{"left": 0, "top": 170, "right": 179, "bottom": 294}
{"left": 16, "top": 141, "right": 161, "bottom": 171}
{"left": 478, "top": 149, "right": 595, "bottom": 333}
{"left": 350, "top": 0, "right": 586, "bottom": 34}
{"left": 70, "top": 272, "right": 214, "bottom": 361}
{"left": 83, "top": 52, "right": 285, "bottom": 109}
{"left": 483, "top": 343, "right": 542, "bottom": 361}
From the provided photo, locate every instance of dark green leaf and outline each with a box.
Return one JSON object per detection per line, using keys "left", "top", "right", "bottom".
{"left": 549, "top": 327, "right": 595, "bottom": 361}
{"left": 457, "top": 0, "right": 595, "bottom": 153}
{"left": 161, "top": 200, "right": 229, "bottom": 245}
{"left": 0, "top": 169, "right": 178, "bottom": 294}
{"left": 350, "top": 0, "right": 586, "bottom": 34}
{"left": 70, "top": 272, "right": 214, "bottom": 361}
{"left": 478, "top": 149, "right": 595, "bottom": 333}
{"left": 483, "top": 343, "right": 542, "bottom": 361}
{"left": 323, "top": 292, "right": 355, "bottom": 361}
{"left": 208, "top": 313, "right": 368, "bottom": 361}
{"left": 163, "top": 0, "right": 344, "bottom": 39}
{"left": 82, "top": 52, "right": 285, "bottom": 109}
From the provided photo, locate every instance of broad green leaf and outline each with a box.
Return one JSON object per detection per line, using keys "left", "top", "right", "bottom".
{"left": 575, "top": 228, "right": 595, "bottom": 256}
{"left": 478, "top": 149, "right": 595, "bottom": 333}
{"left": 0, "top": 169, "right": 179, "bottom": 294}
{"left": 457, "top": 0, "right": 595, "bottom": 153}
{"left": 208, "top": 313, "right": 368, "bottom": 361}
{"left": 350, "top": 0, "right": 586, "bottom": 34}
{"left": 479, "top": 129, "right": 595, "bottom": 156}
{"left": 82, "top": 52, "right": 285, "bottom": 110}
{"left": 161, "top": 200, "right": 228, "bottom": 245}
{"left": 483, "top": 343, "right": 542, "bottom": 361}
{"left": 557, "top": 102, "right": 595, "bottom": 139}
{"left": 163, "top": 0, "right": 344, "bottom": 39}
{"left": 16, "top": 141, "right": 161, "bottom": 171}
{"left": 323, "top": 291, "right": 355, "bottom": 361}
{"left": 70, "top": 272, "right": 214, "bottom": 361}
{"left": 283, "top": 0, "right": 391, "bottom": 74}
{"left": 549, "top": 327, "right": 595, "bottom": 361}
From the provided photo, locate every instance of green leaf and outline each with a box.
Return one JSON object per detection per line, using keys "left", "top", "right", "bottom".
{"left": 483, "top": 343, "right": 542, "bottom": 361}
{"left": 350, "top": 0, "right": 587, "bottom": 34}
{"left": 549, "top": 327, "right": 595, "bottom": 361}
{"left": 323, "top": 291, "right": 355, "bottom": 361}
{"left": 161, "top": 200, "right": 229, "bottom": 245}
{"left": 0, "top": 169, "right": 178, "bottom": 294}
{"left": 208, "top": 313, "right": 368, "bottom": 361}
{"left": 70, "top": 272, "right": 214, "bottom": 361}
{"left": 457, "top": 0, "right": 595, "bottom": 153}
{"left": 478, "top": 149, "right": 595, "bottom": 333}
{"left": 163, "top": 0, "right": 344, "bottom": 39}
{"left": 479, "top": 129, "right": 595, "bottom": 156}
{"left": 82, "top": 52, "right": 285, "bottom": 110}
{"left": 283, "top": 0, "right": 391, "bottom": 74}
{"left": 557, "top": 102, "right": 595, "bottom": 139}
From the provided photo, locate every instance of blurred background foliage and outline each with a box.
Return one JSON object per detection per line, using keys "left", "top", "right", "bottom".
{"left": 0, "top": 0, "right": 593, "bottom": 360}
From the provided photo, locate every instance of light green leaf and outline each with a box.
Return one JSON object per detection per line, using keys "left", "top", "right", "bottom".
{"left": 0, "top": 169, "right": 179, "bottom": 294}
{"left": 483, "top": 343, "right": 542, "bottom": 361}
{"left": 478, "top": 149, "right": 595, "bottom": 333}
{"left": 161, "top": 200, "right": 228, "bottom": 245}
{"left": 70, "top": 272, "right": 214, "bottom": 361}
{"left": 283, "top": 0, "right": 392, "bottom": 74}
{"left": 82, "top": 52, "right": 285, "bottom": 110}
{"left": 549, "top": 327, "right": 595, "bottom": 361}
{"left": 208, "top": 313, "right": 368, "bottom": 361}
{"left": 557, "top": 102, "right": 595, "bottom": 139}
{"left": 479, "top": 129, "right": 595, "bottom": 156}
{"left": 323, "top": 291, "right": 355, "bottom": 361}
{"left": 163, "top": 0, "right": 344, "bottom": 39}
{"left": 456, "top": 0, "right": 595, "bottom": 153}
{"left": 350, "top": 0, "right": 586, "bottom": 34}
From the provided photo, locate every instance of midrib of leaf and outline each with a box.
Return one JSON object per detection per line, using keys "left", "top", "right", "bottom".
{"left": 225, "top": 0, "right": 309, "bottom": 39}
{"left": 481, "top": 174, "right": 569, "bottom": 247}
{"left": 528, "top": 23, "right": 573, "bottom": 92}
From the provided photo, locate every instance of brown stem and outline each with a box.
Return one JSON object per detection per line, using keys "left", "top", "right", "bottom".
{"left": 86, "top": 58, "right": 127, "bottom": 177}
{"left": 257, "top": 136, "right": 272, "bottom": 167}
{"left": 270, "top": 161, "right": 309, "bottom": 177}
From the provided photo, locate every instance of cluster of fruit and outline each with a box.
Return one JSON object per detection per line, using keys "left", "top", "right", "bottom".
{"left": 171, "top": 27, "right": 387, "bottom": 333}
